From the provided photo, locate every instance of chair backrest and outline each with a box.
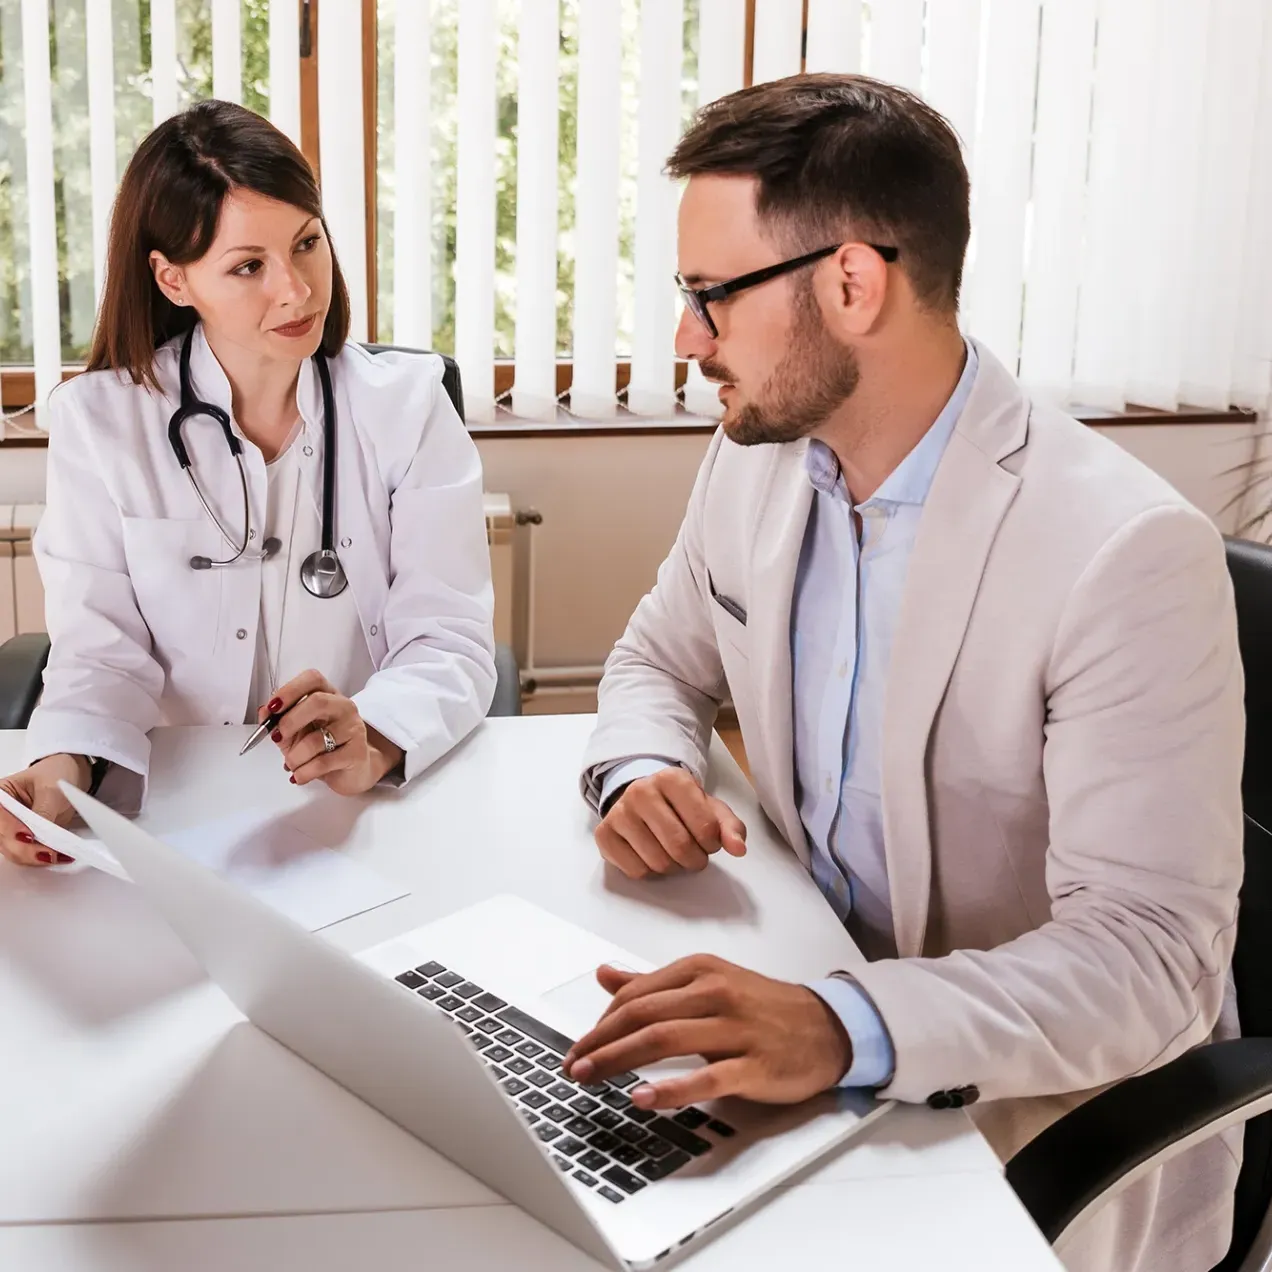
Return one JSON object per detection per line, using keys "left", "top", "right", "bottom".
{"left": 1220, "top": 538, "right": 1272, "bottom": 1269}
{"left": 360, "top": 344, "right": 465, "bottom": 424}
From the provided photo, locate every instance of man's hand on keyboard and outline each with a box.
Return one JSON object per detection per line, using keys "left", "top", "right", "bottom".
{"left": 595, "top": 768, "right": 747, "bottom": 878}
{"left": 562, "top": 955, "right": 852, "bottom": 1108}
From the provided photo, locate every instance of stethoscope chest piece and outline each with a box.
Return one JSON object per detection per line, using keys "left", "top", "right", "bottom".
{"left": 300, "top": 547, "right": 348, "bottom": 598}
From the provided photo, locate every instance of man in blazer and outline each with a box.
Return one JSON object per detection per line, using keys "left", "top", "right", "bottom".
{"left": 566, "top": 76, "right": 1244, "bottom": 1271}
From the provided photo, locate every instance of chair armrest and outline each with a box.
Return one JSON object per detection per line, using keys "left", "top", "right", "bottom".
{"left": 1006, "top": 1038, "right": 1272, "bottom": 1245}
{"left": 487, "top": 643, "right": 522, "bottom": 718}
{"left": 0, "top": 633, "right": 50, "bottom": 731}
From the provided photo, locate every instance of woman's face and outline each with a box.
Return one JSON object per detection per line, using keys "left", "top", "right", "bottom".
{"left": 150, "top": 188, "right": 333, "bottom": 363}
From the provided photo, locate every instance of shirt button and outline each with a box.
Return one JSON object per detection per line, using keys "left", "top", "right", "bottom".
{"left": 303, "top": 444, "right": 314, "bottom": 457}
{"left": 236, "top": 628, "right": 247, "bottom": 640}
{"left": 370, "top": 624, "right": 378, "bottom": 636}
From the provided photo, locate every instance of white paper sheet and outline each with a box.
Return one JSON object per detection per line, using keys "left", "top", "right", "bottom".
{"left": 0, "top": 791, "right": 407, "bottom": 931}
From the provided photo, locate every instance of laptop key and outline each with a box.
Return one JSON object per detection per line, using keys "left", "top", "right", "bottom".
{"left": 472, "top": 992, "right": 506, "bottom": 1012}
{"left": 673, "top": 1108, "right": 710, "bottom": 1130}
{"left": 615, "top": 1123, "right": 646, "bottom": 1145}
{"left": 553, "top": 1155, "right": 573, "bottom": 1171}
{"left": 526, "top": 1069, "right": 554, "bottom": 1089}
{"left": 434, "top": 970, "right": 463, "bottom": 988}
{"left": 609, "top": 1072, "right": 641, "bottom": 1090}
{"left": 574, "top": 1171, "right": 598, "bottom": 1187}
{"left": 395, "top": 970, "right": 425, "bottom": 989}
{"left": 468, "top": 1033, "right": 493, "bottom": 1051}
{"left": 579, "top": 1083, "right": 609, "bottom": 1096}
{"left": 648, "top": 1118, "right": 712, "bottom": 1157}
{"left": 547, "top": 1082, "right": 576, "bottom": 1102}
{"left": 502, "top": 1077, "right": 529, "bottom": 1097}
{"left": 515, "top": 1040, "right": 544, "bottom": 1059}
{"left": 436, "top": 995, "right": 465, "bottom": 1012}
{"left": 496, "top": 1005, "right": 577, "bottom": 1057}
{"left": 625, "top": 1107, "right": 655, "bottom": 1124}
{"left": 535, "top": 1052, "right": 564, "bottom": 1071}
{"left": 578, "top": 1150, "right": 609, "bottom": 1173}
{"left": 417, "top": 984, "right": 445, "bottom": 1002}
{"left": 521, "top": 1090, "right": 550, "bottom": 1110}
{"left": 592, "top": 1109, "right": 623, "bottom": 1130}
{"left": 556, "top": 1136, "right": 587, "bottom": 1157}
{"left": 477, "top": 1017, "right": 503, "bottom": 1034}
{"left": 569, "top": 1095, "right": 600, "bottom": 1115}
{"left": 602, "top": 1165, "right": 647, "bottom": 1195}
{"left": 601, "top": 1090, "right": 631, "bottom": 1110}
{"left": 454, "top": 982, "right": 483, "bottom": 1000}
{"left": 414, "top": 961, "right": 447, "bottom": 978}
{"left": 588, "top": 1131, "right": 622, "bottom": 1155}
{"left": 544, "top": 1104, "right": 573, "bottom": 1124}
{"left": 598, "top": 1186, "right": 625, "bottom": 1204}
{"left": 496, "top": 1029, "right": 523, "bottom": 1046}
{"left": 488, "top": 1066, "right": 507, "bottom": 1081}
{"left": 535, "top": 1123, "right": 563, "bottom": 1143}
{"left": 456, "top": 1006, "right": 483, "bottom": 1024}
{"left": 707, "top": 1118, "right": 736, "bottom": 1138}
{"left": 611, "top": 1144, "right": 643, "bottom": 1167}
{"left": 505, "top": 1057, "right": 534, "bottom": 1076}
{"left": 564, "top": 1116, "right": 597, "bottom": 1138}
{"left": 485, "top": 1046, "right": 514, "bottom": 1064}
{"left": 637, "top": 1150, "right": 691, "bottom": 1182}
{"left": 639, "top": 1134, "right": 674, "bottom": 1159}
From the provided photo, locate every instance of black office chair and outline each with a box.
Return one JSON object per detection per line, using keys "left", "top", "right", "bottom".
{"left": 1006, "top": 535, "right": 1272, "bottom": 1271}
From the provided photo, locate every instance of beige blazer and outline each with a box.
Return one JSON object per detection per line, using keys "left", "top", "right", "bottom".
{"left": 582, "top": 344, "right": 1245, "bottom": 1272}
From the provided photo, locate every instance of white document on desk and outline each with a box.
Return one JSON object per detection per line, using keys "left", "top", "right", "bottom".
{"left": 0, "top": 791, "right": 407, "bottom": 931}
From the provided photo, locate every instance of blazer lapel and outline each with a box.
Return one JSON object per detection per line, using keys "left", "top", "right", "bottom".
{"left": 746, "top": 443, "right": 815, "bottom": 865}
{"left": 882, "top": 348, "right": 1029, "bottom": 958}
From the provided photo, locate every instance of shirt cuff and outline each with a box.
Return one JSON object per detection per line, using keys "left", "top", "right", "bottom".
{"left": 807, "top": 975, "right": 897, "bottom": 1089}
{"left": 596, "top": 757, "right": 680, "bottom": 815}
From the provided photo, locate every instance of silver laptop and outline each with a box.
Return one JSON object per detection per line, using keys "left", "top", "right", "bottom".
{"left": 65, "top": 785, "right": 889, "bottom": 1269}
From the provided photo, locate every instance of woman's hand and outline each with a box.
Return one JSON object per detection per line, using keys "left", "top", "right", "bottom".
{"left": 0, "top": 753, "right": 91, "bottom": 867}
{"left": 257, "top": 669, "right": 404, "bottom": 796}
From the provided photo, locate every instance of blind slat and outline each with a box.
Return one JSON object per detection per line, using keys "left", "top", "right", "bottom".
{"left": 454, "top": 0, "right": 497, "bottom": 420}
{"left": 961, "top": 0, "right": 1041, "bottom": 374}
{"left": 683, "top": 0, "right": 744, "bottom": 418}
{"left": 317, "top": 0, "right": 368, "bottom": 341}
{"left": 212, "top": 0, "right": 242, "bottom": 104}
{"left": 629, "top": 0, "right": 683, "bottom": 417}
{"left": 1017, "top": 0, "right": 1097, "bottom": 403}
{"left": 151, "top": 0, "right": 178, "bottom": 124}
{"left": 1071, "top": 0, "right": 1152, "bottom": 410}
{"left": 85, "top": 0, "right": 117, "bottom": 304}
{"left": 1181, "top": 0, "right": 1263, "bottom": 410}
{"left": 923, "top": 0, "right": 981, "bottom": 168}
{"left": 512, "top": 0, "right": 559, "bottom": 419}
{"left": 805, "top": 0, "right": 862, "bottom": 75}
{"left": 392, "top": 0, "right": 434, "bottom": 351}
{"left": 868, "top": 0, "right": 924, "bottom": 93}
{"left": 751, "top": 0, "right": 803, "bottom": 86}
{"left": 20, "top": 0, "right": 62, "bottom": 413}
{"left": 269, "top": 0, "right": 301, "bottom": 145}
{"left": 570, "top": 0, "right": 622, "bottom": 418}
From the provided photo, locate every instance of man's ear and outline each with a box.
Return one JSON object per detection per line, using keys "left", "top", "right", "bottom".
{"left": 149, "top": 251, "right": 188, "bottom": 307}
{"left": 819, "top": 241, "right": 891, "bottom": 339}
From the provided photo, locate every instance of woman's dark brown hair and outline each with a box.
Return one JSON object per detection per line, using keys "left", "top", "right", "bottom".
{"left": 88, "top": 100, "right": 350, "bottom": 389}
{"left": 667, "top": 74, "right": 970, "bottom": 313}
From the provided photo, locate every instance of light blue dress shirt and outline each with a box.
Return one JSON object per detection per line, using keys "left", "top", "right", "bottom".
{"left": 600, "top": 342, "right": 978, "bottom": 1089}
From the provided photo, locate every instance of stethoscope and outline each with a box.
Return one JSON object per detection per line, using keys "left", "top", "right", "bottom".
{"left": 168, "top": 325, "right": 348, "bottom": 598}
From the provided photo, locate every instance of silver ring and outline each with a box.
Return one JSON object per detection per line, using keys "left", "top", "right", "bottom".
{"left": 321, "top": 727, "right": 338, "bottom": 754}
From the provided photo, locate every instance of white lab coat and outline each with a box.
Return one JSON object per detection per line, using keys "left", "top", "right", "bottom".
{"left": 26, "top": 325, "right": 496, "bottom": 808}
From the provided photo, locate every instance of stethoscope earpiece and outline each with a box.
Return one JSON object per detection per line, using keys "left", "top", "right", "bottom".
{"left": 171, "top": 328, "right": 343, "bottom": 595}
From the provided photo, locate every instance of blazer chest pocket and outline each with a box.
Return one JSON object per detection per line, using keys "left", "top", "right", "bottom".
{"left": 708, "top": 572, "right": 748, "bottom": 650}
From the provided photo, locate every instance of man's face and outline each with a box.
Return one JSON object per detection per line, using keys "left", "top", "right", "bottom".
{"left": 674, "top": 175, "right": 859, "bottom": 446}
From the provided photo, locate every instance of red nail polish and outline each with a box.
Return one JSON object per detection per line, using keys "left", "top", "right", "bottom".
{"left": 36, "top": 851, "right": 52, "bottom": 864}
{"left": 267, "top": 697, "right": 284, "bottom": 714}
{"left": 15, "top": 831, "right": 35, "bottom": 845}
{"left": 56, "top": 853, "right": 75, "bottom": 864}
{"left": 289, "top": 775, "right": 297, "bottom": 784}
{"left": 271, "top": 730, "right": 282, "bottom": 743}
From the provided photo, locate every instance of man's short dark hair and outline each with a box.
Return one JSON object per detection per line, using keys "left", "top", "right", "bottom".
{"left": 667, "top": 74, "right": 970, "bottom": 314}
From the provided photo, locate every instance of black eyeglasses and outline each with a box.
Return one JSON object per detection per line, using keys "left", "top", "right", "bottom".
{"left": 675, "top": 242, "right": 899, "bottom": 339}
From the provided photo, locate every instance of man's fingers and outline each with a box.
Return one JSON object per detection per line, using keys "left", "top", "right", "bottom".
{"left": 629, "top": 1057, "right": 750, "bottom": 1110}
{"left": 638, "top": 793, "right": 711, "bottom": 871}
{"left": 594, "top": 824, "right": 652, "bottom": 880}
{"left": 605, "top": 806, "right": 679, "bottom": 875}
{"left": 595, "top": 963, "right": 636, "bottom": 994}
{"left": 567, "top": 983, "right": 721, "bottom": 1071}
{"left": 566, "top": 1017, "right": 737, "bottom": 1085}
{"left": 709, "top": 798, "right": 748, "bottom": 857}
{"left": 661, "top": 780, "right": 725, "bottom": 854}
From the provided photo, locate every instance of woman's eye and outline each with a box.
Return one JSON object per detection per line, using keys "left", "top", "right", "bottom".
{"left": 297, "top": 235, "right": 319, "bottom": 253}
{"left": 232, "top": 259, "right": 263, "bottom": 277}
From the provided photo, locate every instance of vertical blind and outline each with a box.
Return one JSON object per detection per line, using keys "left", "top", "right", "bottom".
{"left": 5, "top": 1, "right": 1271, "bottom": 426}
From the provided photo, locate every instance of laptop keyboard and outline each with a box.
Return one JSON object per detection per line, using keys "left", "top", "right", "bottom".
{"left": 395, "top": 960, "right": 737, "bottom": 1204}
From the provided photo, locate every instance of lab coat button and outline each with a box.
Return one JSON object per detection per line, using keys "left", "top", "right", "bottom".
{"left": 370, "top": 624, "right": 378, "bottom": 636}
{"left": 236, "top": 628, "right": 247, "bottom": 640}
{"left": 340, "top": 536, "right": 352, "bottom": 548}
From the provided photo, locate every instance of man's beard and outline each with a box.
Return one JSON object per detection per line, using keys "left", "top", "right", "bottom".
{"left": 703, "top": 288, "right": 860, "bottom": 447}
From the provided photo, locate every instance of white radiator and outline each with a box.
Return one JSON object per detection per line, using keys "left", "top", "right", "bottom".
{"left": 0, "top": 495, "right": 518, "bottom": 650}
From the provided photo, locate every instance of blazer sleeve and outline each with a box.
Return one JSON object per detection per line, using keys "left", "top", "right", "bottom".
{"left": 24, "top": 384, "right": 162, "bottom": 812}
{"left": 352, "top": 372, "right": 496, "bottom": 783}
{"left": 580, "top": 429, "right": 730, "bottom": 810}
{"left": 843, "top": 504, "right": 1245, "bottom": 1106}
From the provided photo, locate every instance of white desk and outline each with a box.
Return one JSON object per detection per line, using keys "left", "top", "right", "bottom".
{"left": 0, "top": 716, "right": 1060, "bottom": 1269}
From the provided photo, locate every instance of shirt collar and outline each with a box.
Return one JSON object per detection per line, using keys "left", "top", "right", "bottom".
{"left": 805, "top": 339, "right": 979, "bottom": 506}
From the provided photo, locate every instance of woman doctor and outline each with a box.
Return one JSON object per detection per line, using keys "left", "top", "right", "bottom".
{"left": 0, "top": 101, "right": 496, "bottom": 867}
